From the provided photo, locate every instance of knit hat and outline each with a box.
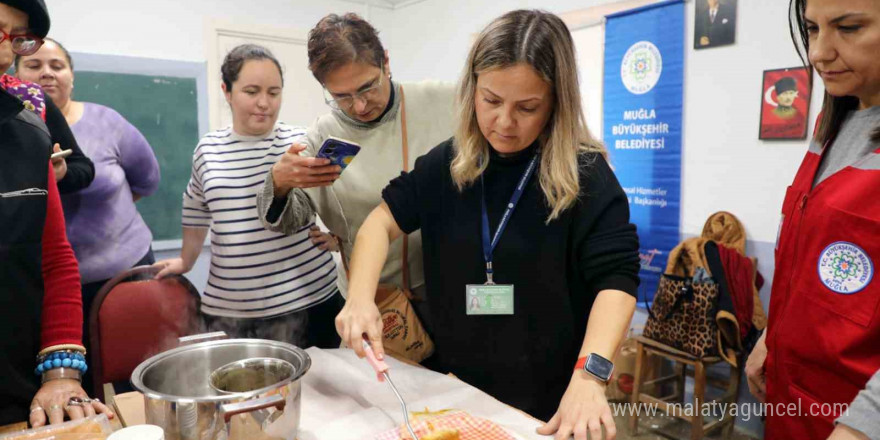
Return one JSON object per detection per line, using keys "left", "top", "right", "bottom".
{"left": 1, "top": 0, "right": 50, "bottom": 38}
{"left": 775, "top": 77, "right": 797, "bottom": 95}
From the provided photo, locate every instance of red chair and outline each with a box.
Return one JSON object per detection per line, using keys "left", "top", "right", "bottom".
{"left": 88, "top": 265, "right": 202, "bottom": 400}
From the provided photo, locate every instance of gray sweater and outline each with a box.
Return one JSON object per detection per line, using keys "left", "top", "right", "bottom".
{"left": 824, "top": 106, "right": 880, "bottom": 438}
{"left": 257, "top": 80, "right": 456, "bottom": 292}
{"left": 838, "top": 368, "right": 880, "bottom": 439}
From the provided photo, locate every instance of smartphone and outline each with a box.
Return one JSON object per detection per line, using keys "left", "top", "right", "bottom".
{"left": 315, "top": 136, "right": 361, "bottom": 172}
{"left": 50, "top": 149, "right": 73, "bottom": 160}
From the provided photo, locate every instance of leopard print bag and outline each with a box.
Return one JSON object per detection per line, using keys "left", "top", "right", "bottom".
{"left": 644, "top": 274, "right": 720, "bottom": 358}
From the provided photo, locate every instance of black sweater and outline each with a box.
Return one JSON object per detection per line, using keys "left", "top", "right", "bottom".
{"left": 44, "top": 95, "right": 94, "bottom": 193}
{"left": 382, "top": 139, "right": 640, "bottom": 420}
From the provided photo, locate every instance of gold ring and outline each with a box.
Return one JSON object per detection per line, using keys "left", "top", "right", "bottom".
{"left": 48, "top": 404, "right": 62, "bottom": 411}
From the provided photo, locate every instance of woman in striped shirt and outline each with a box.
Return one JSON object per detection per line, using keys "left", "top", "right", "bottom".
{"left": 154, "top": 44, "right": 342, "bottom": 348}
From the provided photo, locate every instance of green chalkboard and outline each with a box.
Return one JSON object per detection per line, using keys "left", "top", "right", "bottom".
{"left": 73, "top": 71, "right": 200, "bottom": 241}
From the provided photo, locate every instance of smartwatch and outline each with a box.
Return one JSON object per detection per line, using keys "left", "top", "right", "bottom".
{"left": 574, "top": 353, "right": 614, "bottom": 383}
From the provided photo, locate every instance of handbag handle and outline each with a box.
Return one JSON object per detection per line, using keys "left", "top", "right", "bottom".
{"left": 338, "top": 86, "right": 412, "bottom": 293}
{"left": 399, "top": 86, "right": 411, "bottom": 292}
{"left": 646, "top": 278, "right": 692, "bottom": 322}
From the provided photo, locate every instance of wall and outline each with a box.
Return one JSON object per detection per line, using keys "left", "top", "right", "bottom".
{"left": 45, "top": 0, "right": 393, "bottom": 63}
{"left": 390, "top": 0, "right": 819, "bottom": 244}
{"left": 387, "top": 0, "right": 624, "bottom": 82}
{"left": 388, "top": 0, "right": 820, "bottom": 306}
{"left": 43, "top": 0, "right": 394, "bottom": 288}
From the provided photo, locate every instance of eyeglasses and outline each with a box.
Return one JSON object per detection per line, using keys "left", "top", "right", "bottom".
{"left": 323, "top": 73, "right": 384, "bottom": 110}
{"left": 0, "top": 30, "right": 44, "bottom": 56}
{"left": 1, "top": 30, "right": 43, "bottom": 56}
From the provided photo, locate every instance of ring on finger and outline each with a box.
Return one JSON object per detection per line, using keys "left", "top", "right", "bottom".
{"left": 48, "top": 404, "right": 62, "bottom": 411}
{"left": 29, "top": 406, "right": 44, "bottom": 414}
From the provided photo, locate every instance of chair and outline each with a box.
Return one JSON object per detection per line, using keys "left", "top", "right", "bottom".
{"left": 629, "top": 335, "right": 741, "bottom": 440}
{"left": 88, "top": 265, "right": 202, "bottom": 400}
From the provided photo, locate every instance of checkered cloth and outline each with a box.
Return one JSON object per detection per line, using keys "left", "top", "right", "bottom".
{"left": 369, "top": 410, "right": 516, "bottom": 440}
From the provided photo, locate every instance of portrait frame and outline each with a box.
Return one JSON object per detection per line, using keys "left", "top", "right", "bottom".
{"left": 759, "top": 66, "right": 813, "bottom": 140}
{"left": 694, "top": 0, "right": 738, "bottom": 49}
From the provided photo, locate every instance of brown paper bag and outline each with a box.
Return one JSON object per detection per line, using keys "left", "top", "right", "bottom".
{"left": 375, "top": 284, "right": 434, "bottom": 363}
{"left": 606, "top": 336, "right": 662, "bottom": 401}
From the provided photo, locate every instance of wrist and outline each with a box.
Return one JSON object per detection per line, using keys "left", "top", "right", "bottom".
{"left": 41, "top": 367, "right": 83, "bottom": 384}
{"left": 271, "top": 167, "right": 291, "bottom": 196}
{"left": 572, "top": 370, "right": 607, "bottom": 388}
{"left": 273, "top": 185, "right": 290, "bottom": 198}
{"left": 177, "top": 256, "right": 195, "bottom": 273}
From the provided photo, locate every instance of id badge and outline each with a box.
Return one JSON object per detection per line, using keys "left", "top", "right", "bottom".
{"left": 465, "top": 284, "right": 514, "bottom": 315}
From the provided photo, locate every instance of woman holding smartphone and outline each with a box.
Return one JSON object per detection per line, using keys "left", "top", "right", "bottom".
{"left": 153, "top": 44, "right": 343, "bottom": 348}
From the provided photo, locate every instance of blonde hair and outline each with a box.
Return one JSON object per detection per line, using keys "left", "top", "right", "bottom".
{"left": 451, "top": 9, "right": 606, "bottom": 222}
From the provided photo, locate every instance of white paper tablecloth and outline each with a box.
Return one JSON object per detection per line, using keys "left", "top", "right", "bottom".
{"left": 298, "top": 348, "right": 549, "bottom": 440}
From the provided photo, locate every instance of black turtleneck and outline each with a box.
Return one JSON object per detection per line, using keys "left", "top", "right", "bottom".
{"left": 381, "top": 138, "right": 640, "bottom": 420}
{"left": 370, "top": 81, "right": 395, "bottom": 124}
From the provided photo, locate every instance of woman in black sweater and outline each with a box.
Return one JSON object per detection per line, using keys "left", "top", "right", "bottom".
{"left": 336, "top": 10, "right": 639, "bottom": 438}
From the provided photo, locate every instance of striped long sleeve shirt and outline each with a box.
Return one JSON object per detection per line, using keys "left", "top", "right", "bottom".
{"left": 182, "top": 123, "right": 338, "bottom": 318}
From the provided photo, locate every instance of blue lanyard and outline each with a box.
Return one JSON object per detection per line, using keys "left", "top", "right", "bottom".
{"left": 480, "top": 152, "right": 540, "bottom": 284}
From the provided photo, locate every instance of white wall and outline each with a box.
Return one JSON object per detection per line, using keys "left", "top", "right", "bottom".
{"left": 679, "top": 0, "right": 823, "bottom": 243}
{"left": 42, "top": 0, "right": 395, "bottom": 290}
{"left": 388, "top": 0, "right": 622, "bottom": 82}
{"left": 390, "top": 0, "right": 821, "bottom": 245}
{"left": 45, "top": 0, "right": 393, "bottom": 63}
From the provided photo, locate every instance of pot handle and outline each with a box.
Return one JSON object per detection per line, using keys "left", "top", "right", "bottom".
{"left": 178, "top": 331, "right": 228, "bottom": 346}
{"left": 220, "top": 394, "right": 286, "bottom": 424}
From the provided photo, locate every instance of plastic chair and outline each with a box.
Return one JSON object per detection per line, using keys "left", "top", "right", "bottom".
{"left": 88, "top": 265, "right": 202, "bottom": 400}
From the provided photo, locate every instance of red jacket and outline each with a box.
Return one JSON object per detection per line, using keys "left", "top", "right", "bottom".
{"left": 764, "top": 138, "right": 880, "bottom": 439}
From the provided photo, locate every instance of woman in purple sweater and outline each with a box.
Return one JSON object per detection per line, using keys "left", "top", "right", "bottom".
{"left": 15, "top": 39, "right": 160, "bottom": 386}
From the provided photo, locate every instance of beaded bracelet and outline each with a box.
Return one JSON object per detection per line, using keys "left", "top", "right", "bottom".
{"left": 34, "top": 350, "right": 88, "bottom": 376}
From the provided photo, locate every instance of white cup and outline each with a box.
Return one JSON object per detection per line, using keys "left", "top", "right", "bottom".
{"left": 107, "top": 425, "right": 165, "bottom": 440}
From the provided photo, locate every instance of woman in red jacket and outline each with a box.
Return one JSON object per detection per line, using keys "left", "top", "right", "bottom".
{"left": 746, "top": 0, "right": 880, "bottom": 438}
{"left": 0, "top": 0, "right": 112, "bottom": 427}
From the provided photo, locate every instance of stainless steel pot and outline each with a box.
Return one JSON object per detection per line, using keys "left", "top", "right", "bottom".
{"left": 131, "top": 338, "right": 310, "bottom": 440}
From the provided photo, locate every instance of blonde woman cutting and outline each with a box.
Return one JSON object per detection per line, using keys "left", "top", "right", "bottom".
{"left": 335, "top": 9, "right": 639, "bottom": 440}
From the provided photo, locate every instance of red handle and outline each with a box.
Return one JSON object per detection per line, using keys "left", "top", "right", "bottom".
{"left": 220, "top": 394, "right": 286, "bottom": 424}
{"left": 362, "top": 339, "right": 389, "bottom": 382}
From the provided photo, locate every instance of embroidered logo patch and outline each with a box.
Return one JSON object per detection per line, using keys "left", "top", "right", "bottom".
{"left": 818, "top": 241, "right": 874, "bottom": 294}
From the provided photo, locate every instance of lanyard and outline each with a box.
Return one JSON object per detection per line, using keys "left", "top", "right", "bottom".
{"left": 480, "top": 152, "right": 540, "bottom": 284}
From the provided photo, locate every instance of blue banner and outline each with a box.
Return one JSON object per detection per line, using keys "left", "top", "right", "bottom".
{"left": 603, "top": 0, "right": 683, "bottom": 304}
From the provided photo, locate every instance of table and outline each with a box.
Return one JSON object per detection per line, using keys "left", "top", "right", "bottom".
{"left": 1, "top": 348, "right": 548, "bottom": 439}
{"left": 296, "top": 348, "right": 546, "bottom": 440}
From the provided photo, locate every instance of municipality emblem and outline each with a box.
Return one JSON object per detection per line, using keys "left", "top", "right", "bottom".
{"left": 620, "top": 41, "right": 662, "bottom": 95}
{"left": 818, "top": 241, "right": 874, "bottom": 294}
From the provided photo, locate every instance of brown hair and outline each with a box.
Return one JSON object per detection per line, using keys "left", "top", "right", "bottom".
{"left": 789, "top": 0, "right": 877, "bottom": 143}
{"left": 221, "top": 44, "right": 283, "bottom": 91}
{"left": 307, "top": 13, "right": 385, "bottom": 84}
